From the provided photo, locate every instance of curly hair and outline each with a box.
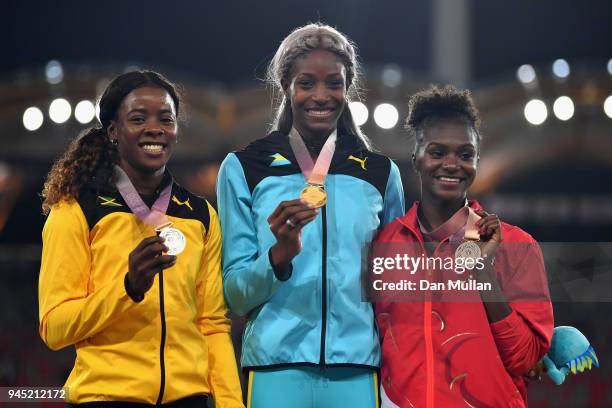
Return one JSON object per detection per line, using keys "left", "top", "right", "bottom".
{"left": 405, "top": 85, "right": 481, "bottom": 153}
{"left": 41, "top": 70, "right": 182, "bottom": 214}
{"left": 266, "top": 22, "right": 372, "bottom": 150}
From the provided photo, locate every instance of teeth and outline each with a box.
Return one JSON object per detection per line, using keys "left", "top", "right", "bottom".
{"left": 308, "top": 109, "right": 332, "bottom": 116}
{"left": 438, "top": 176, "right": 460, "bottom": 183}
{"left": 142, "top": 144, "right": 164, "bottom": 152}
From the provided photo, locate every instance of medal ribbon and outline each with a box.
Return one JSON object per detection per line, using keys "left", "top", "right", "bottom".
{"left": 288, "top": 128, "right": 337, "bottom": 185}
{"left": 418, "top": 204, "right": 481, "bottom": 243}
{"left": 114, "top": 165, "right": 172, "bottom": 228}
{"left": 464, "top": 207, "right": 481, "bottom": 241}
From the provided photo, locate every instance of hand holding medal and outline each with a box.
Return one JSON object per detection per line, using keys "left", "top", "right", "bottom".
{"left": 474, "top": 209, "right": 503, "bottom": 262}
{"left": 454, "top": 208, "right": 502, "bottom": 268}
{"left": 266, "top": 128, "right": 334, "bottom": 272}
{"left": 114, "top": 165, "right": 187, "bottom": 300}
{"left": 126, "top": 236, "right": 177, "bottom": 300}
{"left": 268, "top": 199, "right": 319, "bottom": 272}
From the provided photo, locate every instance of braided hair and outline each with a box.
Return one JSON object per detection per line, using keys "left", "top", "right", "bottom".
{"left": 266, "top": 22, "right": 372, "bottom": 150}
{"left": 41, "top": 70, "right": 181, "bottom": 214}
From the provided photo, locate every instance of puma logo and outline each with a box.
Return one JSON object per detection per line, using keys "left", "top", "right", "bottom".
{"left": 348, "top": 155, "right": 367, "bottom": 170}
{"left": 172, "top": 195, "right": 193, "bottom": 211}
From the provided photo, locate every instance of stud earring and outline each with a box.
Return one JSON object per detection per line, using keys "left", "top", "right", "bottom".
{"left": 411, "top": 154, "right": 419, "bottom": 173}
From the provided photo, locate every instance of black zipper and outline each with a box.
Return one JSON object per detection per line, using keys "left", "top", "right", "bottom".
{"left": 156, "top": 270, "right": 167, "bottom": 405}
{"left": 319, "top": 206, "right": 328, "bottom": 367}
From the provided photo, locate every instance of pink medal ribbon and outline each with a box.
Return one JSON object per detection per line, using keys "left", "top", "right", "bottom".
{"left": 288, "top": 128, "right": 337, "bottom": 208}
{"left": 418, "top": 204, "right": 480, "bottom": 242}
{"left": 114, "top": 165, "right": 172, "bottom": 228}
{"left": 114, "top": 166, "right": 186, "bottom": 255}
{"left": 463, "top": 207, "right": 482, "bottom": 241}
{"left": 453, "top": 207, "right": 482, "bottom": 268}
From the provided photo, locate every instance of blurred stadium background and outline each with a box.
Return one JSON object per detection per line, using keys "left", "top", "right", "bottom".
{"left": 1, "top": 1, "right": 611, "bottom": 406}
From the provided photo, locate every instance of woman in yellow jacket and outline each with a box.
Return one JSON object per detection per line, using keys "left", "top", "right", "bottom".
{"left": 38, "top": 70, "right": 243, "bottom": 407}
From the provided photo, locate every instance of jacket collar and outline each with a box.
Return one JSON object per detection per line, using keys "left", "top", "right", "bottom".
{"left": 398, "top": 200, "right": 483, "bottom": 240}
{"left": 88, "top": 167, "right": 175, "bottom": 198}
{"left": 250, "top": 130, "right": 365, "bottom": 156}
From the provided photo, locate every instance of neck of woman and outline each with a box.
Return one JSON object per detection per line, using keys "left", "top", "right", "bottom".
{"left": 118, "top": 161, "right": 165, "bottom": 195}
{"left": 303, "top": 137, "right": 326, "bottom": 158}
{"left": 418, "top": 195, "right": 466, "bottom": 231}
{"left": 297, "top": 126, "right": 336, "bottom": 159}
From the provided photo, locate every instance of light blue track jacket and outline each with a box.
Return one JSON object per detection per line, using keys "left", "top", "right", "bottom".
{"left": 217, "top": 131, "right": 405, "bottom": 369}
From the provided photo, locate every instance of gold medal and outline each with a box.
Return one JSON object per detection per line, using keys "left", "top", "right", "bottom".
{"left": 300, "top": 184, "right": 327, "bottom": 208}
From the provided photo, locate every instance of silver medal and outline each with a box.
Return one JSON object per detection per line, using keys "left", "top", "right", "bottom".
{"left": 455, "top": 241, "right": 481, "bottom": 264}
{"left": 158, "top": 226, "right": 186, "bottom": 255}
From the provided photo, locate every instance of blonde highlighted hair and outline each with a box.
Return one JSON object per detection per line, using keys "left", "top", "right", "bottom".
{"left": 266, "top": 23, "right": 372, "bottom": 150}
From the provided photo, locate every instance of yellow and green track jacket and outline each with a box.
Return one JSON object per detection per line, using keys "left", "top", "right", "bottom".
{"left": 38, "top": 178, "right": 243, "bottom": 406}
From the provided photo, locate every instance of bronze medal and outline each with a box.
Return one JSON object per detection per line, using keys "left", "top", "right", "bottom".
{"left": 300, "top": 184, "right": 327, "bottom": 208}
{"left": 455, "top": 241, "right": 481, "bottom": 264}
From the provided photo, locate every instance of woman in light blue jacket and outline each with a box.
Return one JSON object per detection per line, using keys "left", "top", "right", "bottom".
{"left": 217, "top": 23, "right": 405, "bottom": 408}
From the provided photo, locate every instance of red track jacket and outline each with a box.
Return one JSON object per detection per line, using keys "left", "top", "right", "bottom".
{"left": 374, "top": 202, "right": 554, "bottom": 408}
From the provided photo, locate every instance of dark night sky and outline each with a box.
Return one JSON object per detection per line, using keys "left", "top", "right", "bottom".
{"left": 5, "top": 0, "right": 611, "bottom": 85}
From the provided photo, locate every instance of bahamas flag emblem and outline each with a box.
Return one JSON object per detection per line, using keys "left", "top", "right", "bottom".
{"left": 269, "top": 153, "right": 291, "bottom": 167}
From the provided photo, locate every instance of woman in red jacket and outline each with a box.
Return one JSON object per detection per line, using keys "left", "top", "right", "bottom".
{"left": 372, "top": 85, "right": 553, "bottom": 408}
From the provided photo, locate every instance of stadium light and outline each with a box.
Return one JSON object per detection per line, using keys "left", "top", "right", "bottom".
{"left": 75, "top": 100, "right": 96, "bottom": 124}
{"left": 524, "top": 99, "right": 547, "bottom": 125}
{"left": 349, "top": 101, "right": 369, "bottom": 126}
{"left": 373, "top": 103, "right": 399, "bottom": 129}
{"left": 23, "top": 107, "right": 44, "bottom": 131}
{"left": 552, "top": 96, "right": 574, "bottom": 121}
{"left": 382, "top": 64, "right": 402, "bottom": 88}
{"left": 516, "top": 64, "right": 536, "bottom": 84}
{"left": 49, "top": 98, "right": 72, "bottom": 124}
{"left": 552, "top": 59, "right": 570, "bottom": 79}
{"left": 604, "top": 96, "right": 612, "bottom": 119}
{"left": 45, "top": 60, "right": 64, "bottom": 84}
